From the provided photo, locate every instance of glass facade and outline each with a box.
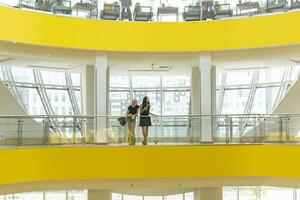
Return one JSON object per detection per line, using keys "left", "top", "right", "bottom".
{"left": 223, "top": 186, "right": 299, "bottom": 200}
{"left": 0, "top": 190, "right": 87, "bottom": 200}
{"left": 0, "top": 65, "right": 81, "bottom": 116}
{"left": 109, "top": 75, "right": 191, "bottom": 116}
{"left": 217, "top": 66, "right": 300, "bottom": 115}
{"left": 112, "top": 192, "right": 194, "bottom": 200}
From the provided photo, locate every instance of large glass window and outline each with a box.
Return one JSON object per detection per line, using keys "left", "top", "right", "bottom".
{"left": 223, "top": 186, "right": 296, "bottom": 200}
{"left": 133, "top": 91, "right": 161, "bottom": 115}
{"left": 260, "top": 187, "right": 293, "bottom": 200}
{"left": 110, "top": 76, "right": 130, "bottom": 88}
{"left": 132, "top": 76, "right": 161, "bottom": 88}
{"left": 46, "top": 90, "right": 73, "bottom": 115}
{"left": 41, "top": 70, "right": 66, "bottom": 85}
{"left": 226, "top": 71, "right": 254, "bottom": 85}
{"left": 1, "top": 66, "right": 81, "bottom": 118}
{"left": 222, "top": 89, "right": 249, "bottom": 114}
{"left": 16, "top": 87, "right": 45, "bottom": 115}
{"left": 110, "top": 91, "right": 131, "bottom": 116}
{"left": 163, "top": 91, "right": 190, "bottom": 115}
{"left": 0, "top": 190, "right": 87, "bottom": 200}
{"left": 110, "top": 75, "right": 190, "bottom": 116}
{"left": 223, "top": 187, "right": 238, "bottom": 200}
{"left": 45, "top": 191, "right": 66, "bottom": 200}
{"left": 218, "top": 66, "right": 300, "bottom": 115}
{"left": 11, "top": 67, "right": 35, "bottom": 83}
{"left": 112, "top": 192, "right": 194, "bottom": 200}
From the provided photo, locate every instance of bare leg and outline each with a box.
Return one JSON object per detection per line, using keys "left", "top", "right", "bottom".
{"left": 142, "top": 126, "right": 147, "bottom": 145}
{"left": 145, "top": 126, "right": 149, "bottom": 144}
{"left": 142, "top": 126, "right": 148, "bottom": 145}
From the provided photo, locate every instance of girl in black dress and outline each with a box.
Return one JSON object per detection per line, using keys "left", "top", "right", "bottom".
{"left": 139, "top": 96, "right": 155, "bottom": 145}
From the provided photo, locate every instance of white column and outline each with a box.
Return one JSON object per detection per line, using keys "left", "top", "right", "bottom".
{"left": 192, "top": 66, "right": 201, "bottom": 115}
{"left": 191, "top": 66, "right": 201, "bottom": 142}
{"left": 88, "top": 189, "right": 111, "bottom": 200}
{"left": 196, "top": 187, "right": 222, "bottom": 200}
{"left": 199, "top": 53, "right": 216, "bottom": 142}
{"left": 81, "top": 65, "right": 95, "bottom": 143}
{"left": 95, "top": 53, "right": 109, "bottom": 143}
{"left": 81, "top": 65, "right": 95, "bottom": 116}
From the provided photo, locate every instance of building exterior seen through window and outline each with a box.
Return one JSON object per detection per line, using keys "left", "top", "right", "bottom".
{"left": 112, "top": 192, "right": 195, "bottom": 200}
{"left": 0, "top": 190, "right": 87, "bottom": 200}
{"left": 223, "top": 186, "right": 300, "bottom": 200}
{"left": 0, "top": 65, "right": 299, "bottom": 120}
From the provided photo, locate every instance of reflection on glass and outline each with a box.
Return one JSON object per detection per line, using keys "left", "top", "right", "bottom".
{"left": 132, "top": 76, "right": 160, "bottom": 88}
{"left": 45, "top": 191, "right": 66, "bottom": 200}
{"left": 144, "top": 196, "right": 163, "bottom": 200}
{"left": 223, "top": 187, "right": 238, "bottom": 200}
{"left": 13, "top": 192, "right": 44, "bottom": 200}
{"left": 164, "top": 194, "right": 184, "bottom": 200}
{"left": 223, "top": 186, "right": 296, "bottom": 200}
{"left": 184, "top": 192, "right": 194, "bottom": 200}
{"left": 123, "top": 195, "right": 143, "bottom": 200}
{"left": 67, "top": 190, "right": 88, "bottom": 200}
{"left": 260, "top": 187, "right": 293, "bottom": 200}
{"left": 258, "top": 68, "right": 284, "bottom": 83}
{"left": 75, "top": 90, "right": 82, "bottom": 112}
{"left": 46, "top": 90, "right": 73, "bottom": 115}
{"left": 41, "top": 70, "right": 66, "bottom": 85}
{"left": 226, "top": 71, "right": 253, "bottom": 85}
{"left": 112, "top": 192, "right": 194, "bottom": 200}
{"left": 71, "top": 73, "right": 81, "bottom": 86}
{"left": 110, "top": 91, "right": 131, "bottom": 115}
{"left": 11, "top": 67, "right": 35, "bottom": 83}
{"left": 16, "top": 87, "right": 45, "bottom": 115}
{"left": 251, "top": 87, "right": 279, "bottom": 114}
{"left": 163, "top": 91, "right": 190, "bottom": 115}
{"left": 134, "top": 91, "right": 161, "bottom": 115}
{"left": 162, "top": 75, "right": 190, "bottom": 87}
{"left": 112, "top": 193, "right": 123, "bottom": 200}
{"left": 110, "top": 76, "right": 130, "bottom": 88}
{"left": 222, "top": 89, "right": 249, "bottom": 114}
{"left": 239, "top": 187, "right": 259, "bottom": 200}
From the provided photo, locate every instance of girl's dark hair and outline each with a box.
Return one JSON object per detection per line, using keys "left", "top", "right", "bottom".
{"left": 142, "top": 96, "right": 149, "bottom": 108}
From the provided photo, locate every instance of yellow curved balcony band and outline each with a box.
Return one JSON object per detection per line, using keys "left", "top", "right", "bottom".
{"left": 1, "top": 6, "right": 300, "bottom": 51}
{"left": 0, "top": 145, "right": 300, "bottom": 186}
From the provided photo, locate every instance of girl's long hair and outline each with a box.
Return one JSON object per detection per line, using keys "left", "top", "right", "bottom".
{"left": 142, "top": 96, "right": 149, "bottom": 108}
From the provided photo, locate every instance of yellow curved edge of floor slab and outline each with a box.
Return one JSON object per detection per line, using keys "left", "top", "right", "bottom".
{"left": 1, "top": 6, "right": 300, "bottom": 51}
{"left": 0, "top": 145, "right": 300, "bottom": 185}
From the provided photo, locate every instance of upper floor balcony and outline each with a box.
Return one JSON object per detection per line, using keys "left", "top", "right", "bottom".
{"left": 0, "top": 113, "right": 300, "bottom": 147}
{"left": 2, "top": 0, "right": 300, "bottom": 22}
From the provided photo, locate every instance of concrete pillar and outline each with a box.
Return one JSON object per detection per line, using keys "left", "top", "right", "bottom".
{"left": 81, "top": 65, "right": 95, "bottom": 116}
{"left": 191, "top": 66, "right": 201, "bottom": 142}
{"left": 192, "top": 66, "right": 201, "bottom": 115}
{"left": 88, "top": 189, "right": 111, "bottom": 200}
{"left": 196, "top": 187, "right": 222, "bottom": 200}
{"left": 81, "top": 65, "right": 96, "bottom": 143}
{"left": 198, "top": 53, "right": 216, "bottom": 142}
{"left": 95, "top": 53, "right": 109, "bottom": 143}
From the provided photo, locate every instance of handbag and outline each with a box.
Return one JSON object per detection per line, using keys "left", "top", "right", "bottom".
{"left": 118, "top": 117, "right": 127, "bottom": 126}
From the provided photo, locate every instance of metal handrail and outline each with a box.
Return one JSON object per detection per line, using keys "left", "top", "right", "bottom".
{"left": 0, "top": 114, "right": 298, "bottom": 147}
{"left": 0, "top": 113, "right": 298, "bottom": 118}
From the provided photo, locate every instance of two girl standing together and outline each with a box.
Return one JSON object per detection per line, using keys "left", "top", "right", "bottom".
{"left": 126, "top": 96, "right": 156, "bottom": 145}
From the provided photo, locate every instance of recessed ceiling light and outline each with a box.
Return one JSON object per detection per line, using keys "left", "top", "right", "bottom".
{"left": 46, "top": 54, "right": 50, "bottom": 57}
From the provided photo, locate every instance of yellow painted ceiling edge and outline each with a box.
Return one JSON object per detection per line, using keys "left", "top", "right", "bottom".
{"left": 1, "top": 6, "right": 300, "bottom": 52}
{"left": 0, "top": 145, "right": 300, "bottom": 185}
